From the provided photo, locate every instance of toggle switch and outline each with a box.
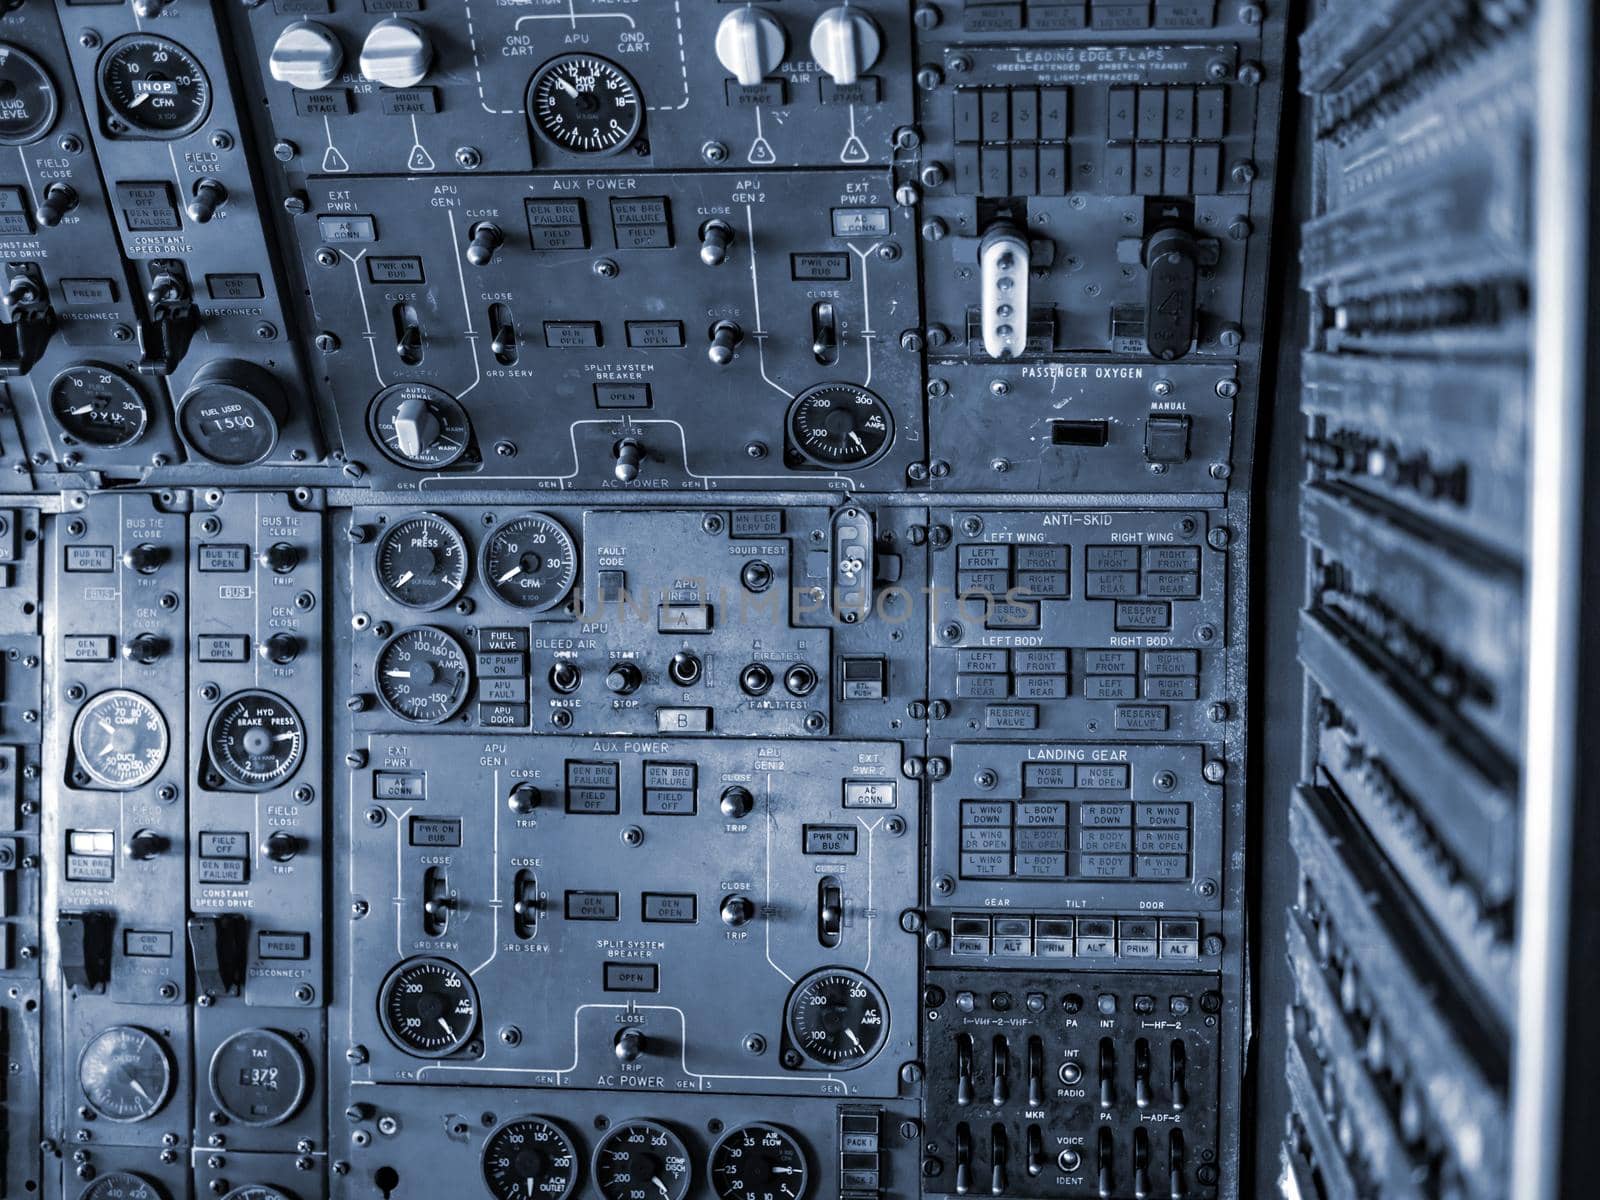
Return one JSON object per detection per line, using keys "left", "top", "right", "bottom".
{"left": 720, "top": 894, "right": 755, "bottom": 927}
{"left": 614, "top": 1027, "right": 646, "bottom": 1062}
{"left": 979, "top": 223, "right": 1030, "bottom": 359}
{"left": 613, "top": 437, "right": 645, "bottom": 482}
{"left": 1170, "top": 1039, "right": 1188, "bottom": 1110}
{"left": 466, "top": 222, "right": 503, "bottom": 267}
{"left": 1027, "top": 1036, "right": 1045, "bottom": 1107}
{"left": 489, "top": 303, "right": 517, "bottom": 364}
{"left": 423, "top": 866, "right": 451, "bottom": 937}
{"left": 810, "top": 6, "right": 882, "bottom": 86}
{"left": 1026, "top": 1124, "right": 1045, "bottom": 1178}
{"left": 1134, "top": 1038, "right": 1152, "bottom": 1109}
{"left": 123, "top": 543, "right": 168, "bottom": 574}
{"left": 508, "top": 782, "right": 541, "bottom": 813}
{"left": 259, "top": 542, "right": 300, "bottom": 573}
{"left": 122, "top": 632, "right": 166, "bottom": 665}
{"left": 1098, "top": 1038, "right": 1115, "bottom": 1110}
{"left": 394, "top": 303, "right": 424, "bottom": 366}
{"left": 34, "top": 182, "right": 77, "bottom": 228}
{"left": 125, "top": 828, "right": 166, "bottom": 861}
{"left": 512, "top": 869, "right": 539, "bottom": 938}
{"left": 715, "top": 5, "right": 786, "bottom": 87}
{"left": 811, "top": 300, "right": 838, "bottom": 365}
{"left": 1097, "top": 1128, "right": 1114, "bottom": 1199}
{"left": 707, "top": 320, "right": 743, "bottom": 365}
{"left": 260, "top": 632, "right": 301, "bottom": 665}
{"left": 186, "top": 179, "right": 227, "bottom": 224}
{"left": 955, "top": 1124, "right": 972, "bottom": 1196}
{"left": 991, "top": 1035, "right": 1009, "bottom": 1107}
{"left": 1133, "top": 1128, "right": 1152, "bottom": 1199}
{"left": 700, "top": 219, "right": 734, "bottom": 267}
{"left": 989, "top": 1124, "right": 1008, "bottom": 1196}
{"left": 818, "top": 876, "right": 843, "bottom": 948}
{"left": 265, "top": 831, "right": 302, "bottom": 863}
{"left": 605, "top": 661, "right": 642, "bottom": 694}
{"left": 956, "top": 1033, "right": 974, "bottom": 1106}
{"left": 1168, "top": 1129, "right": 1186, "bottom": 1197}
{"left": 720, "top": 786, "right": 754, "bottom": 818}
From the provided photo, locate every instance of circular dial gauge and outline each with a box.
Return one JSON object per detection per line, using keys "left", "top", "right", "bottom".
{"left": 480, "top": 513, "right": 578, "bottom": 612}
{"left": 221, "top": 1189, "right": 293, "bottom": 1200}
{"left": 209, "top": 1028, "right": 308, "bottom": 1127}
{"left": 96, "top": 35, "right": 211, "bottom": 137}
{"left": 178, "top": 363, "right": 285, "bottom": 467}
{"left": 482, "top": 1115, "right": 580, "bottom": 1200}
{"left": 784, "top": 968, "right": 889, "bottom": 1068}
{"left": 49, "top": 364, "right": 150, "bottom": 449}
{"left": 528, "top": 55, "right": 642, "bottom": 156}
{"left": 378, "top": 956, "right": 478, "bottom": 1057}
{"left": 71, "top": 689, "right": 169, "bottom": 790}
{"left": 786, "top": 384, "right": 894, "bottom": 469}
{"left": 79, "top": 1175, "right": 168, "bottom": 1200}
{"left": 77, "top": 1026, "right": 174, "bottom": 1123}
{"left": 204, "top": 691, "right": 305, "bottom": 791}
{"left": 0, "top": 43, "right": 59, "bottom": 145}
{"left": 710, "top": 1124, "right": 809, "bottom": 1200}
{"left": 375, "top": 513, "right": 469, "bottom": 611}
{"left": 374, "top": 625, "right": 471, "bottom": 724}
{"left": 593, "top": 1121, "right": 691, "bottom": 1200}
{"left": 368, "top": 382, "right": 472, "bottom": 470}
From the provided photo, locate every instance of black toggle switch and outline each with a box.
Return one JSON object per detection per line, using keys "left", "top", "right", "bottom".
{"left": 719, "top": 894, "right": 754, "bottom": 927}
{"left": 508, "top": 782, "right": 541, "bottom": 813}
{"left": 1170, "top": 1039, "right": 1189, "bottom": 1111}
{"left": 423, "top": 866, "right": 451, "bottom": 937}
{"left": 1169, "top": 1129, "right": 1186, "bottom": 1198}
{"left": 707, "top": 319, "right": 742, "bottom": 365}
{"left": 1027, "top": 1035, "right": 1045, "bottom": 1107}
{"left": 1097, "top": 1128, "right": 1114, "bottom": 1199}
{"left": 394, "top": 303, "right": 424, "bottom": 365}
{"left": 605, "top": 661, "right": 642, "bottom": 694}
{"left": 265, "top": 831, "right": 302, "bottom": 862}
{"left": 818, "top": 877, "right": 843, "bottom": 947}
{"left": 719, "top": 785, "right": 754, "bottom": 819}
{"left": 1142, "top": 225, "right": 1199, "bottom": 361}
{"left": 260, "top": 632, "right": 301, "bottom": 665}
{"left": 1134, "top": 1037, "right": 1152, "bottom": 1109}
{"left": 549, "top": 662, "right": 581, "bottom": 695}
{"left": 699, "top": 219, "right": 734, "bottom": 267}
{"left": 956, "top": 1032, "right": 974, "bottom": 1106}
{"left": 613, "top": 437, "right": 645, "bottom": 482}
{"left": 58, "top": 911, "right": 113, "bottom": 992}
{"left": 260, "top": 541, "right": 300, "bottom": 573}
{"left": 512, "top": 869, "right": 539, "bottom": 938}
{"left": 123, "top": 543, "right": 168, "bottom": 574}
{"left": 187, "top": 178, "right": 227, "bottom": 224}
{"left": 122, "top": 632, "right": 166, "bottom": 665}
{"left": 1026, "top": 1124, "right": 1045, "bottom": 1177}
{"left": 1098, "top": 1038, "right": 1116, "bottom": 1110}
{"left": 991, "top": 1034, "right": 1009, "bottom": 1107}
{"left": 811, "top": 300, "right": 838, "bottom": 365}
{"left": 614, "top": 1027, "right": 646, "bottom": 1062}
{"left": 1133, "top": 1127, "right": 1152, "bottom": 1199}
{"left": 466, "top": 222, "right": 503, "bottom": 267}
{"left": 125, "top": 828, "right": 167, "bottom": 860}
{"left": 35, "top": 182, "right": 77, "bottom": 228}
{"left": 955, "top": 1124, "right": 972, "bottom": 1196}
{"left": 187, "top": 914, "right": 246, "bottom": 998}
{"left": 989, "top": 1124, "right": 1008, "bottom": 1196}
{"left": 489, "top": 303, "right": 517, "bottom": 364}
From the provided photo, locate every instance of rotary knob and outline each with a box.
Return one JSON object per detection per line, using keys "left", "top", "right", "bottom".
{"left": 605, "top": 662, "right": 642, "bottom": 695}
{"left": 715, "top": 5, "right": 786, "bottom": 87}
{"left": 391, "top": 395, "right": 441, "bottom": 461}
{"left": 811, "top": 6, "right": 882, "bottom": 86}
{"left": 269, "top": 20, "right": 345, "bottom": 90}
{"left": 360, "top": 18, "right": 433, "bottom": 88}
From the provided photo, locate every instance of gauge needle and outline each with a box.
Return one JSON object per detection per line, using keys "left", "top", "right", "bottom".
{"left": 848, "top": 432, "right": 867, "bottom": 451}
{"left": 846, "top": 1029, "right": 864, "bottom": 1049}
{"left": 497, "top": 565, "right": 523, "bottom": 584}
{"left": 384, "top": 669, "right": 412, "bottom": 678}
{"left": 554, "top": 75, "right": 579, "bottom": 98}
{"left": 393, "top": 570, "right": 415, "bottom": 588}
{"left": 128, "top": 1077, "right": 153, "bottom": 1105}
{"left": 97, "top": 718, "right": 117, "bottom": 738}
{"left": 69, "top": 405, "right": 96, "bottom": 416}
{"left": 526, "top": 1180, "right": 536, "bottom": 1199}
{"left": 273, "top": 732, "right": 297, "bottom": 742}
{"left": 437, "top": 1017, "right": 455, "bottom": 1037}
{"left": 652, "top": 1176, "right": 669, "bottom": 1198}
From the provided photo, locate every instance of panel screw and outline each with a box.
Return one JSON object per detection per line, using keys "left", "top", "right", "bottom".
{"left": 933, "top": 875, "right": 955, "bottom": 895}
{"left": 454, "top": 146, "right": 483, "bottom": 169}
{"left": 702, "top": 141, "right": 729, "bottom": 164}
{"left": 273, "top": 140, "right": 298, "bottom": 161}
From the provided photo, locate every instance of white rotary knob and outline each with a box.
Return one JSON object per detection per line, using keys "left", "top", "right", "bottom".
{"left": 811, "top": 5, "right": 882, "bottom": 86}
{"left": 715, "top": 6, "right": 787, "bottom": 88}
{"left": 359, "top": 18, "right": 433, "bottom": 89}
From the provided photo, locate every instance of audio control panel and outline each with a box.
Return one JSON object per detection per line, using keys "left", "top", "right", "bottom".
{"left": 0, "top": 1, "right": 1290, "bottom": 1199}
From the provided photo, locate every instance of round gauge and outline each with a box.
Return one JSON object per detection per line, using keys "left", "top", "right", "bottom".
{"left": 786, "top": 383, "right": 894, "bottom": 469}
{"left": 369, "top": 382, "right": 471, "bottom": 471}
{"left": 783, "top": 968, "right": 889, "bottom": 1068}
{"left": 77, "top": 1026, "right": 174, "bottom": 1123}
{"left": 0, "top": 43, "right": 59, "bottom": 145}
{"left": 593, "top": 1121, "right": 691, "bottom": 1200}
{"left": 480, "top": 512, "right": 578, "bottom": 612}
{"left": 709, "top": 1124, "right": 809, "bottom": 1200}
{"left": 204, "top": 691, "right": 305, "bottom": 791}
{"left": 221, "top": 1189, "right": 294, "bottom": 1200}
{"left": 71, "top": 689, "right": 169, "bottom": 790}
{"left": 373, "top": 625, "right": 471, "bottom": 724}
{"left": 49, "top": 364, "right": 150, "bottom": 449}
{"left": 178, "top": 361, "right": 286, "bottom": 467}
{"left": 79, "top": 1174, "right": 168, "bottom": 1200}
{"left": 96, "top": 34, "right": 211, "bottom": 138}
{"left": 482, "top": 1115, "right": 580, "bottom": 1200}
{"left": 377, "top": 955, "right": 479, "bottom": 1057}
{"left": 375, "top": 513, "right": 469, "bottom": 610}
{"left": 208, "top": 1027, "right": 308, "bottom": 1127}
{"left": 527, "top": 55, "right": 642, "bottom": 156}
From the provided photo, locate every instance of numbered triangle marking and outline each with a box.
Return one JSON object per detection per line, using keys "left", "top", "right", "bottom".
{"left": 408, "top": 144, "right": 436, "bottom": 172}
{"left": 747, "top": 137, "right": 776, "bottom": 165}
{"left": 322, "top": 146, "right": 350, "bottom": 173}
{"left": 840, "top": 135, "right": 869, "bottom": 164}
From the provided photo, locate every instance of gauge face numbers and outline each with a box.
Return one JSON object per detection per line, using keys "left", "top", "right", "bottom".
{"left": 786, "top": 384, "right": 894, "bottom": 469}
{"left": 368, "top": 383, "right": 472, "bottom": 470}
{"left": 205, "top": 691, "right": 305, "bottom": 791}
{"left": 375, "top": 513, "right": 469, "bottom": 610}
{"left": 79, "top": 1174, "right": 168, "bottom": 1200}
{"left": 528, "top": 55, "right": 642, "bottom": 156}
{"left": 208, "top": 1028, "right": 308, "bottom": 1127}
{"left": 179, "top": 381, "right": 281, "bottom": 467}
{"left": 480, "top": 513, "right": 578, "bottom": 612}
{"left": 374, "top": 625, "right": 471, "bottom": 724}
{"left": 71, "top": 689, "right": 169, "bottom": 790}
{"left": 378, "top": 955, "right": 478, "bottom": 1057}
{"left": 96, "top": 35, "right": 211, "bottom": 137}
{"left": 77, "top": 1026, "right": 174, "bottom": 1123}
{"left": 784, "top": 969, "right": 888, "bottom": 1068}
{"left": 710, "top": 1124, "right": 809, "bottom": 1200}
{"left": 0, "top": 43, "right": 59, "bottom": 145}
{"left": 483, "top": 1116, "right": 580, "bottom": 1200}
{"left": 593, "top": 1121, "right": 692, "bottom": 1200}
{"left": 49, "top": 365, "right": 150, "bottom": 449}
